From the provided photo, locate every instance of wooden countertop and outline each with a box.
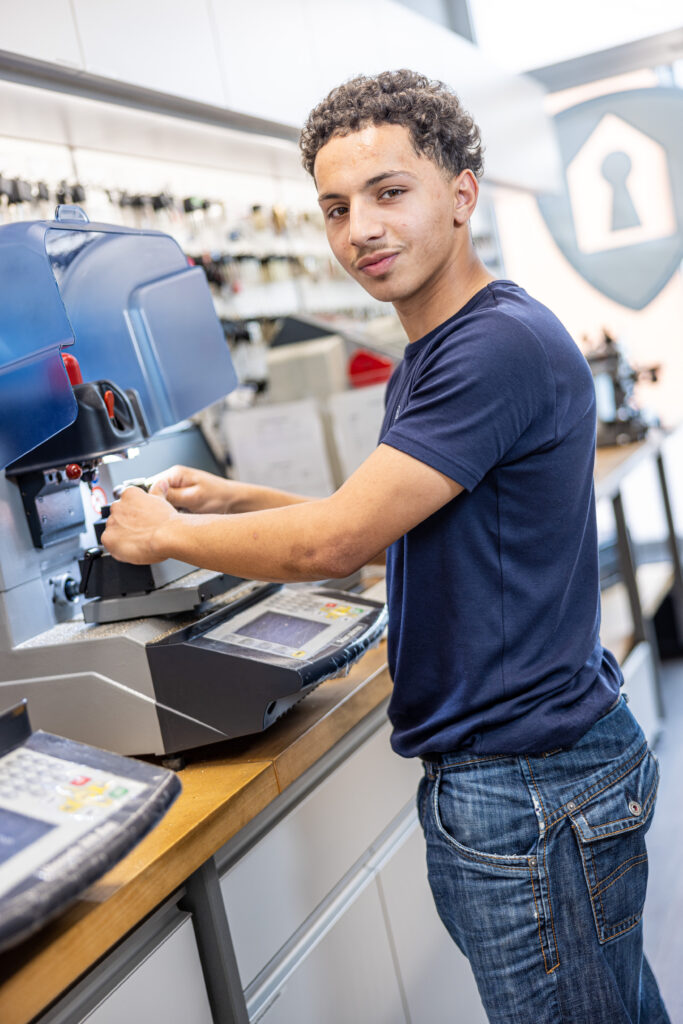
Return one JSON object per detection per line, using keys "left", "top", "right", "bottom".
{"left": 0, "top": 643, "right": 392, "bottom": 1024}
{"left": 593, "top": 433, "right": 661, "bottom": 499}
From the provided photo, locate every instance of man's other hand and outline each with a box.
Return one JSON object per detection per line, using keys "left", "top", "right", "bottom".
{"left": 101, "top": 487, "right": 178, "bottom": 564}
{"left": 148, "top": 465, "right": 234, "bottom": 514}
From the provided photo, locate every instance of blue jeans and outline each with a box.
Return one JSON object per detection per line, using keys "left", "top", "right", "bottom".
{"left": 418, "top": 698, "right": 671, "bottom": 1023}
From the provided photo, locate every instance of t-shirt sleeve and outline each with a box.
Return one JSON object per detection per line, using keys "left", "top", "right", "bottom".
{"left": 381, "top": 314, "right": 555, "bottom": 491}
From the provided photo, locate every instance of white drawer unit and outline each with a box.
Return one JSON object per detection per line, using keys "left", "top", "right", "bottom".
{"left": 81, "top": 918, "right": 212, "bottom": 1024}
{"left": 38, "top": 912, "right": 213, "bottom": 1024}
{"left": 256, "top": 879, "right": 406, "bottom": 1024}
{"left": 220, "top": 722, "right": 421, "bottom": 988}
{"left": 378, "top": 820, "right": 489, "bottom": 1024}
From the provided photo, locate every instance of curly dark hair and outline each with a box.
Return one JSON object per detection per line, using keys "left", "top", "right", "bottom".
{"left": 300, "top": 69, "right": 484, "bottom": 180}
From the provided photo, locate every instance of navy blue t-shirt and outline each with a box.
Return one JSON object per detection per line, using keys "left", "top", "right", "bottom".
{"left": 380, "top": 280, "right": 621, "bottom": 758}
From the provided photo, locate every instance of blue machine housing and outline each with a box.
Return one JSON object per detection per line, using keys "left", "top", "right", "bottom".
{"left": 0, "top": 206, "right": 237, "bottom": 470}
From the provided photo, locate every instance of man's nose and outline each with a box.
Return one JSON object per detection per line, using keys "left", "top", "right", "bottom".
{"left": 348, "top": 200, "right": 384, "bottom": 248}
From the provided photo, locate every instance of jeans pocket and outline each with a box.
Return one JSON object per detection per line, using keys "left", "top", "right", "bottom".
{"left": 568, "top": 748, "right": 659, "bottom": 944}
{"left": 432, "top": 763, "right": 537, "bottom": 864}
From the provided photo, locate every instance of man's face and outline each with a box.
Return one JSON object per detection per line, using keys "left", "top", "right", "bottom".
{"left": 315, "top": 123, "right": 465, "bottom": 306}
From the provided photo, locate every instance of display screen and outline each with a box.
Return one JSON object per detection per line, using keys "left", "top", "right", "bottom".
{"left": 236, "top": 611, "right": 328, "bottom": 648}
{"left": 0, "top": 808, "right": 55, "bottom": 865}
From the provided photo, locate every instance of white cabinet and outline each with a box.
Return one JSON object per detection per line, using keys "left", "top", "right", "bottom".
{"left": 81, "top": 917, "right": 213, "bottom": 1024}
{"left": 72, "top": 0, "right": 226, "bottom": 106}
{"left": 0, "top": 0, "right": 83, "bottom": 68}
{"left": 221, "top": 723, "right": 421, "bottom": 987}
{"left": 40, "top": 915, "right": 213, "bottom": 1024}
{"left": 221, "top": 720, "right": 488, "bottom": 1023}
{"left": 378, "top": 821, "right": 489, "bottom": 1024}
{"left": 258, "top": 879, "right": 406, "bottom": 1024}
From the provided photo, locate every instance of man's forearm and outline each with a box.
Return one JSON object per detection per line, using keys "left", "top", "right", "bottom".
{"left": 154, "top": 498, "right": 359, "bottom": 583}
{"left": 228, "top": 483, "right": 313, "bottom": 513}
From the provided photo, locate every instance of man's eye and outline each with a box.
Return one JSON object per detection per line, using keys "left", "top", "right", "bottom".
{"left": 380, "top": 188, "right": 404, "bottom": 199}
{"left": 328, "top": 206, "right": 348, "bottom": 219}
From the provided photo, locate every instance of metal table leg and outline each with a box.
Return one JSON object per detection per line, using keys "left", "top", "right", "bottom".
{"left": 181, "top": 859, "right": 249, "bottom": 1024}
{"left": 612, "top": 490, "right": 665, "bottom": 718}
{"left": 656, "top": 451, "right": 683, "bottom": 640}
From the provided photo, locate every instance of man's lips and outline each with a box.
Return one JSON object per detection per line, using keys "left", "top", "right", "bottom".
{"left": 356, "top": 252, "right": 399, "bottom": 277}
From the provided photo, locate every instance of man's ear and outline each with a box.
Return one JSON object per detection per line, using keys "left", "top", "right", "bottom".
{"left": 453, "top": 169, "right": 478, "bottom": 226}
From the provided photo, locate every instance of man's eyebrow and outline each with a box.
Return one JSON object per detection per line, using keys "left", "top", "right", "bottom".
{"left": 318, "top": 170, "right": 417, "bottom": 203}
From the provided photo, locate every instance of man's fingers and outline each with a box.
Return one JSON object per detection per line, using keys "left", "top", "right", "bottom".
{"left": 149, "top": 478, "right": 169, "bottom": 498}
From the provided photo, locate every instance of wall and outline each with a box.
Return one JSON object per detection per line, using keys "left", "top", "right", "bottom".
{"left": 0, "top": 0, "right": 560, "bottom": 193}
{"left": 492, "top": 70, "right": 683, "bottom": 428}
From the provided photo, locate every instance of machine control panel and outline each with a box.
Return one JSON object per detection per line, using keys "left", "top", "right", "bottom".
{"left": 204, "top": 587, "right": 381, "bottom": 662}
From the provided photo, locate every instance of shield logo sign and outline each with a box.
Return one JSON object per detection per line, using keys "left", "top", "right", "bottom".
{"left": 537, "top": 88, "right": 683, "bottom": 310}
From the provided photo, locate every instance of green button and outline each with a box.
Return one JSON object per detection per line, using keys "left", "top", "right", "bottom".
{"left": 109, "top": 786, "right": 129, "bottom": 799}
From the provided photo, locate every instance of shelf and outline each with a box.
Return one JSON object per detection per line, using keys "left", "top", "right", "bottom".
{"left": 594, "top": 433, "right": 663, "bottom": 502}
{"left": 600, "top": 561, "right": 673, "bottom": 664}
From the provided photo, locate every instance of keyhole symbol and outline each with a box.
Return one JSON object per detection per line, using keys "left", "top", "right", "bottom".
{"left": 601, "top": 151, "right": 641, "bottom": 232}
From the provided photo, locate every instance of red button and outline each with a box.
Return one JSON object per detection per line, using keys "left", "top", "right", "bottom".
{"left": 103, "top": 389, "right": 115, "bottom": 419}
{"left": 65, "top": 463, "right": 82, "bottom": 481}
{"left": 61, "top": 352, "right": 83, "bottom": 386}
{"left": 70, "top": 775, "right": 91, "bottom": 786}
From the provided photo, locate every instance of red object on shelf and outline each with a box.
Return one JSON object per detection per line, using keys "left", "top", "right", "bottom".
{"left": 103, "top": 389, "right": 115, "bottom": 419}
{"left": 348, "top": 349, "right": 394, "bottom": 388}
{"left": 61, "top": 352, "right": 83, "bottom": 386}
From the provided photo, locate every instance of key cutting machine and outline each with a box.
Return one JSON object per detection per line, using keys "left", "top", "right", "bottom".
{"left": 0, "top": 207, "right": 386, "bottom": 756}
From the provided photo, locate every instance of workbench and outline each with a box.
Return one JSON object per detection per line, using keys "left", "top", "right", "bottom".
{"left": 595, "top": 429, "right": 683, "bottom": 739}
{"left": 2, "top": 430, "right": 681, "bottom": 1024}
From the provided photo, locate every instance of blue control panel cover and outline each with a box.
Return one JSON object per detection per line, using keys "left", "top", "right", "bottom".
{"left": 0, "top": 208, "right": 237, "bottom": 469}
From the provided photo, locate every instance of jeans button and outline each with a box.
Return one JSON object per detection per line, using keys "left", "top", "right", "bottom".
{"left": 567, "top": 800, "right": 576, "bottom": 810}
{"left": 628, "top": 800, "right": 641, "bottom": 816}
{"left": 529, "top": 857, "right": 537, "bottom": 866}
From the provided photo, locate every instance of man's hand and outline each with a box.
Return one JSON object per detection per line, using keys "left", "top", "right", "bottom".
{"left": 149, "top": 465, "right": 311, "bottom": 514}
{"left": 101, "top": 487, "right": 179, "bottom": 564}
{"left": 148, "top": 465, "right": 235, "bottom": 514}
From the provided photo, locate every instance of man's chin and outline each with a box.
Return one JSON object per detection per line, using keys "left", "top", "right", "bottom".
{"left": 353, "top": 273, "right": 409, "bottom": 304}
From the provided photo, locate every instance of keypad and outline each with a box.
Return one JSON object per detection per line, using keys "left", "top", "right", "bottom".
{"left": 0, "top": 748, "right": 143, "bottom": 823}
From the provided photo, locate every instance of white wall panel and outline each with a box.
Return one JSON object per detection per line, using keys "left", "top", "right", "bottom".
{"left": 72, "top": 0, "right": 226, "bottom": 106}
{"left": 0, "top": 0, "right": 83, "bottom": 68}
{"left": 301, "top": 0, "right": 561, "bottom": 193}
{"left": 210, "top": 0, "right": 320, "bottom": 127}
{"left": 2, "top": 0, "right": 560, "bottom": 193}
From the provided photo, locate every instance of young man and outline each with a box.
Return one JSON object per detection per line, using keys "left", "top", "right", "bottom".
{"left": 103, "top": 71, "right": 670, "bottom": 1023}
